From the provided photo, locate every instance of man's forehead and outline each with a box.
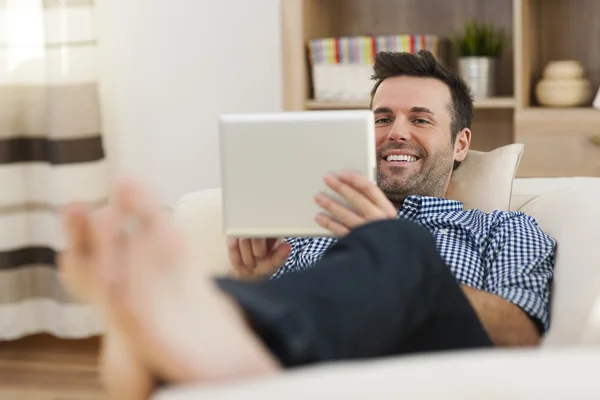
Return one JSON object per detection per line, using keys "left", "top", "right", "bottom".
{"left": 372, "top": 76, "right": 451, "bottom": 113}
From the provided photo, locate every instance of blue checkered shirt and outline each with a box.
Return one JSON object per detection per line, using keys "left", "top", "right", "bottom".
{"left": 272, "top": 195, "right": 556, "bottom": 332}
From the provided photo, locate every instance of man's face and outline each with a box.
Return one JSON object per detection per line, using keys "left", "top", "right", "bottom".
{"left": 372, "top": 76, "right": 470, "bottom": 206}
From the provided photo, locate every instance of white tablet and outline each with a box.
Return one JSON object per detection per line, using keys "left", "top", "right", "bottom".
{"left": 218, "top": 110, "right": 376, "bottom": 238}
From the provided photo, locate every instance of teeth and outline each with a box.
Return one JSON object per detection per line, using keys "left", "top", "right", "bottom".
{"left": 386, "top": 154, "right": 418, "bottom": 162}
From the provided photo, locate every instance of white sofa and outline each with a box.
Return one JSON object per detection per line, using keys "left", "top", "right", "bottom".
{"left": 154, "top": 177, "right": 600, "bottom": 399}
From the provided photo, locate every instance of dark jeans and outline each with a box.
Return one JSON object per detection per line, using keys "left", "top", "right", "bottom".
{"left": 216, "top": 219, "right": 493, "bottom": 367}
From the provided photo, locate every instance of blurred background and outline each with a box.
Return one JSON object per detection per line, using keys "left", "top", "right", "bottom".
{"left": 96, "top": 0, "right": 284, "bottom": 205}
{"left": 2, "top": 0, "right": 599, "bottom": 207}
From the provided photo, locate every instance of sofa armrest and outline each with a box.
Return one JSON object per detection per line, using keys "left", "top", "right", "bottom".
{"left": 174, "top": 189, "right": 230, "bottom": 277}
{"left": 517, "top": 182, "right": 600, "bottom": 346}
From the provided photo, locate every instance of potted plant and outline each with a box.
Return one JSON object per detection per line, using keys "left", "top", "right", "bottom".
{"left": 454, "top": 21, "right": 506, "bottom": 99}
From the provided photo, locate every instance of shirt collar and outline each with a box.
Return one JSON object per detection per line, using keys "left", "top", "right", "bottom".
{"left": 397, "top": 195, "right": 464, "bottom": 221}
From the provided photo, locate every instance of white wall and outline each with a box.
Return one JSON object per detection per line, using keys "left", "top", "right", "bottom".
{"left": 97, "top": 0, "right": 283, "bottom": 206}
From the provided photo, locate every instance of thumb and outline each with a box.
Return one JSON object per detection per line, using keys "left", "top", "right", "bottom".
{"left": 270, "top": 241, "right": 291, "bottom": 269}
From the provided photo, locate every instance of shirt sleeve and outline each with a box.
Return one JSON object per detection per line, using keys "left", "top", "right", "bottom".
{"left": 483, "top": 211, "right": 556, "bottom": 333}
{"left": 270, "top": 237, "right": 337, "bottom": 279}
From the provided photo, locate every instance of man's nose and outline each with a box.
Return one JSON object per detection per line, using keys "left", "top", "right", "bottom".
{"left": 387, "top": 121, "right": 412, "bottom": 142}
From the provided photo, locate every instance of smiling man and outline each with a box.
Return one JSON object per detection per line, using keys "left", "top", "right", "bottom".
{"left": 228, "top": 50, "right": 556, "bottom": 347}
{"left": 59, "top": 50, "right": 557, "bottom": 398}
{"left": 373, "top": 77, "right": 467, "bottom": 206}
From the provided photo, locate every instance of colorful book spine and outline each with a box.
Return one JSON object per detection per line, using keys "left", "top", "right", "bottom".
{"left": 309, "top": 34, "right": 439, "bottom": 66}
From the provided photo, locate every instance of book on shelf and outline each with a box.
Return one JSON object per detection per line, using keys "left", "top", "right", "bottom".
{"left": 307, "top": 34, "right": 439, "bottom": 103}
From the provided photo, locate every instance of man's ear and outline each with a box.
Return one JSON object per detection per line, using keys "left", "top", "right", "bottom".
{"left": 454, "top": 128, "right": 471, "bottom": 163}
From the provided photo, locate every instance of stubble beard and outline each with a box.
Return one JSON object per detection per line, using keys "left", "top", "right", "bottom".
{"left": 377, "top": 146, "right": 455, "bottom": 207}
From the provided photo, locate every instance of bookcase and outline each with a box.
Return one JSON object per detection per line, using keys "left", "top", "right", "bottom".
{"left": 281, "top": 0, "right": 600, "bottom": 177}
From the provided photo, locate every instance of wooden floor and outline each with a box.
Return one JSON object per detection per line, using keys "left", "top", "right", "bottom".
{"left": 0, "top": 334, "right": 106, "bottom": 400}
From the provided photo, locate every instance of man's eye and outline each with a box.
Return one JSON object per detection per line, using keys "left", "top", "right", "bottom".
{"left": 414, "top": 119, "right": 430, "bottom": 124}
{"left": 375, "top": 118, "right": 392, "bottom": 124}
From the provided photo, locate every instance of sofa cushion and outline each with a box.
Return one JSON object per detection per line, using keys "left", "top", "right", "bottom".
{"left": 153, "top": 348, "right": 600, "bottom": 400}
{"left": 446, "top": 143, "right": 524, "bottom": 213}
{"left": 511, "top": 177, "right": 600, "bottom": 211}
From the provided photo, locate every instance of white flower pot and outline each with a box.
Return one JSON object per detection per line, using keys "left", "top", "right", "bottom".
{"left": 458, "top": 57, "right": 496, "bottom": 99}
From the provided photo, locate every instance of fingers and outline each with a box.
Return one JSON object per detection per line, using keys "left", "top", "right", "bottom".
{"left": 265, "top": 238, "right": 280, "bottom": 251}
{"left": 314, "top": 192, "right": 364, "bottom": 229}
{"left": 324, "top": 174, "right": 380, "bottom": 217}
{"left": 230, "top": 238, "right": 271, "bottom": 269}
{"left": 227, "top": 238, "right": 256, "bottom": 278}
{"left": 338, "top": 171, "right": 397, "bottom": 217}
{"left": 269, "top": 241, "right": 291, "bottom": 269}
{"left": 239, "top": 239, "right": 255, "bottom": 268}
{"left": 251, "top": 238, "right": 267, "bottom": 259}
{"left": 315, "top": 213, "right": 350, "bottom": 237}
{"left": 226, "top": 238, "right": 246, "bottom": 274}
{"left": 314, "top": 172, "right": 397, "bottom": 236}
{"left": 252, "top": 239, "right": 290, "bottom": 277}
{"left": 227, "top": 238, "right": 283, "bottom": 279}
{"left": 322, "top": 174, "right": 388, "bottom": 220}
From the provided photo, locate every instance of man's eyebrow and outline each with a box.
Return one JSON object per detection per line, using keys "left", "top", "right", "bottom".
{"left": 373, "top": 107, "right": 393, "bottom": 114}
{"left": 410, "top": 106, "right": 435, "bottom": 115}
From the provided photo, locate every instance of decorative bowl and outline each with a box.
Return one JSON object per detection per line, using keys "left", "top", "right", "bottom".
{"left": 535, "top": 78, "right": 592, "bottom": 107}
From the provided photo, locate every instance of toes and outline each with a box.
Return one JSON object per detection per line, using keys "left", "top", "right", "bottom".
{"left": 114, "top": 178, "right": 163, "bottom": 230}
{"left": 114, "top": 178, "right": 184, "bottom": 264}
{"left": 92, "top": 207, "right": 126, "bottom": 296}
{"left": 58, "top": 204, "right": 96, "bottom": 302}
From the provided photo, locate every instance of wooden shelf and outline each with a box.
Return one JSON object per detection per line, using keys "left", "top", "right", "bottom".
{"left": 282, "top": 0, "right": 600, "bottom": 177}
{"left": 516, "top": 107, "right": 600, "bottom": 133}
{"left": 306, "top": 97, "right": 516, "bottom": 111}
{"left": 473, "top": 97, "right": 517, "bottom": 109}
{"left": 520, "top": 107, "right": 600, "bottom": 115}
{"left": 474, "top": 97, "right": 516, "bottom": 109}
{"left": 305, "top": 100, "right": 368, "bottom": 110}
{"left": 515, "top": 107, "right": 600, "bottom": 178}
{"left": 519, "top": 0, "right": 600, "bottom": 108}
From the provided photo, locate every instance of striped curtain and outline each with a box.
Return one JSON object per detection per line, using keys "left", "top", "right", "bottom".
{"left": 0, "top": 0, "right": 105, "bottom": 339}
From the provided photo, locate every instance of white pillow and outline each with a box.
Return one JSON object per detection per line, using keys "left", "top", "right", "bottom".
{"left": 446, "top": 143, "right": 524, "bottom": 212}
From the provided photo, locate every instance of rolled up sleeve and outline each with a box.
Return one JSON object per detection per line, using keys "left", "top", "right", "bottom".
{"left": 484, "top": 212, "right": 556, "bottom": 332}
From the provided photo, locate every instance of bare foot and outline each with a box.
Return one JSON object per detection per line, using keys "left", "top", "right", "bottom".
{"left": 99, "top": 330, "right": 154, "bottom": 399}
{"left": 90, "top": 179, "right": 281, "bottom": 386}
{"left": 59, "top": 201, "right": 156, "bottom": 399}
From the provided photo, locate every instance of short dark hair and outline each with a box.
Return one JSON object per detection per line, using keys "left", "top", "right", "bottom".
{"left": 369, "top": 50, "right": 473, "bottom": 169}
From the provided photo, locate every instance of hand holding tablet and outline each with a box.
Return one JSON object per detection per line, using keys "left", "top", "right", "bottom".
{"left": 313, "top": 171, "right": 397, "bottom": 237}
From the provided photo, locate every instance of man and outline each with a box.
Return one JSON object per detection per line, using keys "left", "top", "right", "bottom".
{"left": 228, "top": 50, "right": 555, "bottom": 344}
{"left": 58, "top": 50, "right": 555, "bottom": 399}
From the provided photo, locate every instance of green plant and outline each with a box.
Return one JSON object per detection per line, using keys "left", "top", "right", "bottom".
{"left": 454, "top": 21, "right": 506, "bottom": 58}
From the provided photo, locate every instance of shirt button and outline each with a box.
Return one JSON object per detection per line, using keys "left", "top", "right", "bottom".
{"left": 438, "top": 229, "right": 449, "bottom": 235}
